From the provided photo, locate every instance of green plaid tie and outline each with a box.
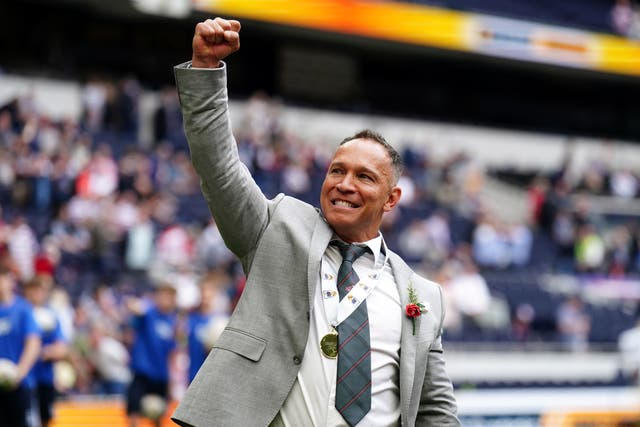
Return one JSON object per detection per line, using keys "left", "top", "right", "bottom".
{"left": 332, "top": 241, "right": 371, "bottom": 426}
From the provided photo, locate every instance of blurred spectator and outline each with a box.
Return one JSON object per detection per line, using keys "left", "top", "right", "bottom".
{"left": 84, "top": 285, "right": 126, "bottom": 336}
{"left": 575, "top": 161, "right": 608, "bottom": 195}
{"left": 527, "top": 175, "right": 549, "bottom": 226}
{"left": 424, "top": 210, "right": 453, "bottom": 261}
{"left": 470, "top": 207, "right": 533, "bottom": 271}
{"left": 618, "top": 310, "right": 640, "bottom": 385}
{"left": 574, "top": 223, "right": 606, "bottom": 273}
{"left": 611, "top": 0, "right": 640, "bottom": 38}
{"left": 0, "top": 110, "right": 17, "bottom": 148}
{"left": 606, "top": 224, "right": 634, "bottom": 277}
{"left": 49, "top": 204, "right": 91, "bottom": 259}
{"left": 398, "top": 219, "right": 434, "bottom": 265}
{"left": 167, "top": 151, "right": 199, "bottom": 195}
{"left": 7, "top": 215, "right": 38, "bottom": 282}
{"left": 398, "top": 210, "right": 452, "bottom": 267}
{"left": 551, "top": 208, "right": 577, "bottom": 263}
{"left": 540, "top": 177, "right": 572, "bottom": 235}
{"left": 0, "top": 266, "right": 41, "bottom": 427}
{"left": 24, "top": 275, "right": 69, "bottom": 427}
{"left": 397, "top": 172, "right": 417, "bottom": 207}
{"left": 441, "top": 247, "right": 494, "bottom": 336}
{"left": 153, "top": 87, "right": 183, "bottom": 148}
{"left": 511, "top": 303, "right": 536, "bottom": 342}
{"left": 34, "top": 236, "right": 60, "bottom": 278}
{"left": 153, "top": 223, "right": 194, "bottom": 271}
{"left": 125, "top": 281, "right": 178, "bottom": 427}
{"left": 80, "top": 144, "right": 118, "bottom": 199}
{"left": 194, "top": 219, "right": 235, "bottom": 273}
{"left": 82, "top": 79, "right": 108, "bottom": 132}
{"left": 609, "top": 168, "right": 638, "bottom": 198}
{"left": 48, "top": 287, "right": 74, "bottom": 344}
{"left": 508, "top": 221, "right": 533, "bottom": 267}
{"left": 124, "top": 207, "right": 156, "bottom": 273}
{"left": 90, "top": 321, "right": 131, "bottom": 396}
{"left": 281, "top": 160, "right": 311, "bottom": 197}
{"left": 556, "top": 295, "right": 591, "bottom": 352}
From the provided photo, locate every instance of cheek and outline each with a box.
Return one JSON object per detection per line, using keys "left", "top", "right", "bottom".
{"left": 320, "top": 182, "right": 334, "bottom": 203}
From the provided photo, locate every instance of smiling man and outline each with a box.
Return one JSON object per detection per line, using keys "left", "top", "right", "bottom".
{"left": 172, "top": 17, "right": 459, "bottom": 427}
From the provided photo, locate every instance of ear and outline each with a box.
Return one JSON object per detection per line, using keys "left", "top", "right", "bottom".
{"left": 383, "top": 186, "right": 402, "bottom": 212}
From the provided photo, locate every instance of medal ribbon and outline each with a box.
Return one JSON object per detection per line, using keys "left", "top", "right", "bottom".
{"left": 321, "top": 239, "right": 388, "bottom": 329}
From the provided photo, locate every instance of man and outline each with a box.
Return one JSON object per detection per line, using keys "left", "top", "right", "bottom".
{"left": 172, "top": 17, "right": 459, "bottom": 426}
{"left": 125, "top": 281, "right": 178, "bottom": 427}
{"left": 0, "top": 266, "right": 41, "bottom": 427}
{"left": 24, "top": 274, "right": 68, "bottom": 427}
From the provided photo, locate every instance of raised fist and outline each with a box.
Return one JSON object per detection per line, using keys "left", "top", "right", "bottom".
{"left": 192, "top": 17, "right": 241, "bottom": 68}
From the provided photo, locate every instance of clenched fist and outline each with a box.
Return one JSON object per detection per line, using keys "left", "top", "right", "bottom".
{"left": 192, "top": 17, "right": 241, "bottom": 68}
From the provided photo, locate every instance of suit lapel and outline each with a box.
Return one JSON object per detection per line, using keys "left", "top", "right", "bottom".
{"left": 388, "top": 253, "right": 415, "bottom": 422}
{"left": 307, "top": 213, "right": 333, "bottom": 312}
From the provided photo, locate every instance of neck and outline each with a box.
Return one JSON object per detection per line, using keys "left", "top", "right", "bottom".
{"left": 0, "top": 292, "right": 14, "bottom": 305}
{"left": 200, "top": 303, "right": 215, "bottom": 314}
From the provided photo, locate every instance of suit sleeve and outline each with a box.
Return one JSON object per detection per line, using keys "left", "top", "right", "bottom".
{"left": 416, "top": 285, "right": 461, "bottom": 426}
{"left": 173, "top": 62, "right": 269, "bottom": 259}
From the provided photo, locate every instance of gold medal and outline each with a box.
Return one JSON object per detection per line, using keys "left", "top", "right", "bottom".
{"left": 320, "top": 329, "right": 338, "bottom": 359}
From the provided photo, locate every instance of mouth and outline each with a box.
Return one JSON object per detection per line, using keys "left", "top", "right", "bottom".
{"left": 332, "top": 199, "right": 359, "bottom": 208}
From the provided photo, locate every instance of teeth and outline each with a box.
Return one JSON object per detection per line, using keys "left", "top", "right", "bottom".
{"left": 335, "top": 200, "right": 356, "bottom": 208}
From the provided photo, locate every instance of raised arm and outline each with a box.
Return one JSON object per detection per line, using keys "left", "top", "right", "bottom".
{"left": 174, "top": 18, "right": 270, "bottom": 260}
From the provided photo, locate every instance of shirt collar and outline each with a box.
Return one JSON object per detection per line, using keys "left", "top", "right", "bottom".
{"left": 332, "top": 233, "right": 386, "bottom": 267}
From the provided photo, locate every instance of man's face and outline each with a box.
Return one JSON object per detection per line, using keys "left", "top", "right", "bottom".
{"left": 320, "top": 138, "right": 401, "bottom": 243}
{"left": 25, "top": 285, "right": 47, "bottom": 307}
{"left": 0, "top": 273, "right": 15, "bottom": 300}
{"left": 155, "top": 287, "right": 177, "bottom": 313}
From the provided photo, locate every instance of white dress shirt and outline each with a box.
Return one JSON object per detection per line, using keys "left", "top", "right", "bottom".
{"left": 277, "top": 235, "right": 402, "bottom": 426}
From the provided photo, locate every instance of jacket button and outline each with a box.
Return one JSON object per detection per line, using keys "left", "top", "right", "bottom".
{"left": 293, "top": 355, "right": 302, "bottom": 365}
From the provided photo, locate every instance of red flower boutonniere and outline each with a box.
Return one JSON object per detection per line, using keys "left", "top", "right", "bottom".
{"left": 406, "top": 283, "right": 426, "bottom": 335}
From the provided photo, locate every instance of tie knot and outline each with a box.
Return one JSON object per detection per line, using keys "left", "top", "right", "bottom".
{"left": 331, "top": 241, "right": 369, "bottom": 264}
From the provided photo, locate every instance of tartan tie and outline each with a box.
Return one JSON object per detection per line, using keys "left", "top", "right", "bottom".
{"left": 332, "top": 241, "right": 371, "bottom": 427}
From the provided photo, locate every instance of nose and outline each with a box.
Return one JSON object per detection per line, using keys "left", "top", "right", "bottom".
{"left": 336, "top": 173, "right": 356, "bottom": 193}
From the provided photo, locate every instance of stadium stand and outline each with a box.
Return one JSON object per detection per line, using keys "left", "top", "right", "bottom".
{"left": 405, "top": 0, "right": 624, "bottom": 35}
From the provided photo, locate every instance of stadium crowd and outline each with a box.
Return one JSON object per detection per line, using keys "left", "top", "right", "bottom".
{"left": 0, "top": 72, "right": 639, "bottom": 423}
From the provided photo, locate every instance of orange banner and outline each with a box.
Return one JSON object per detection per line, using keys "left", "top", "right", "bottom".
{"left": 192, "top": 0, "right": 640, "bottom": 77}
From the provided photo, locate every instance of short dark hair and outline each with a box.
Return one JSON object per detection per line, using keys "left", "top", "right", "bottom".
{"left": 339, "top": 129, "right": 404, "bottom": 184}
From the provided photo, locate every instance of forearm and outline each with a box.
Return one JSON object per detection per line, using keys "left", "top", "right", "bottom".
{"left": 16, "top": 335, "right": 41, "bottom": 382}
{"left": 41, "top": 341, "right": 69, "bottom": 362}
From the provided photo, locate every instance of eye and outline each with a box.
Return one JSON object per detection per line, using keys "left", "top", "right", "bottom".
{"left": 359, "top": 173, "right": 373, "bottom": 181}
{"left": 329, "top": 167, "right": 344, "bottom": 175}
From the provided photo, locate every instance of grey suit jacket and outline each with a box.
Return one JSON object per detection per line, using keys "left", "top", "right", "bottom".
{"left": 171, "top": 62, "right": 460, "bottom": 427}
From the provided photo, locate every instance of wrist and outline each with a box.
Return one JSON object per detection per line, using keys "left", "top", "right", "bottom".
{"left": 191, "top": 56, "right": 221, "bottom": 69}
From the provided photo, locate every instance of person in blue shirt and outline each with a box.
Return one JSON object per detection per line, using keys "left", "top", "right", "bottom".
{"left": 125, "top": 280, "right": 178, "bottom": 427}
{"left": 0, "top": 266, "right": 41, "bottom": 427}
{"left": 24, "top": 275, "right": 68, "bottom": 427}
{"left": 187, "top": 271, "right": 230, "bottom": 383}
